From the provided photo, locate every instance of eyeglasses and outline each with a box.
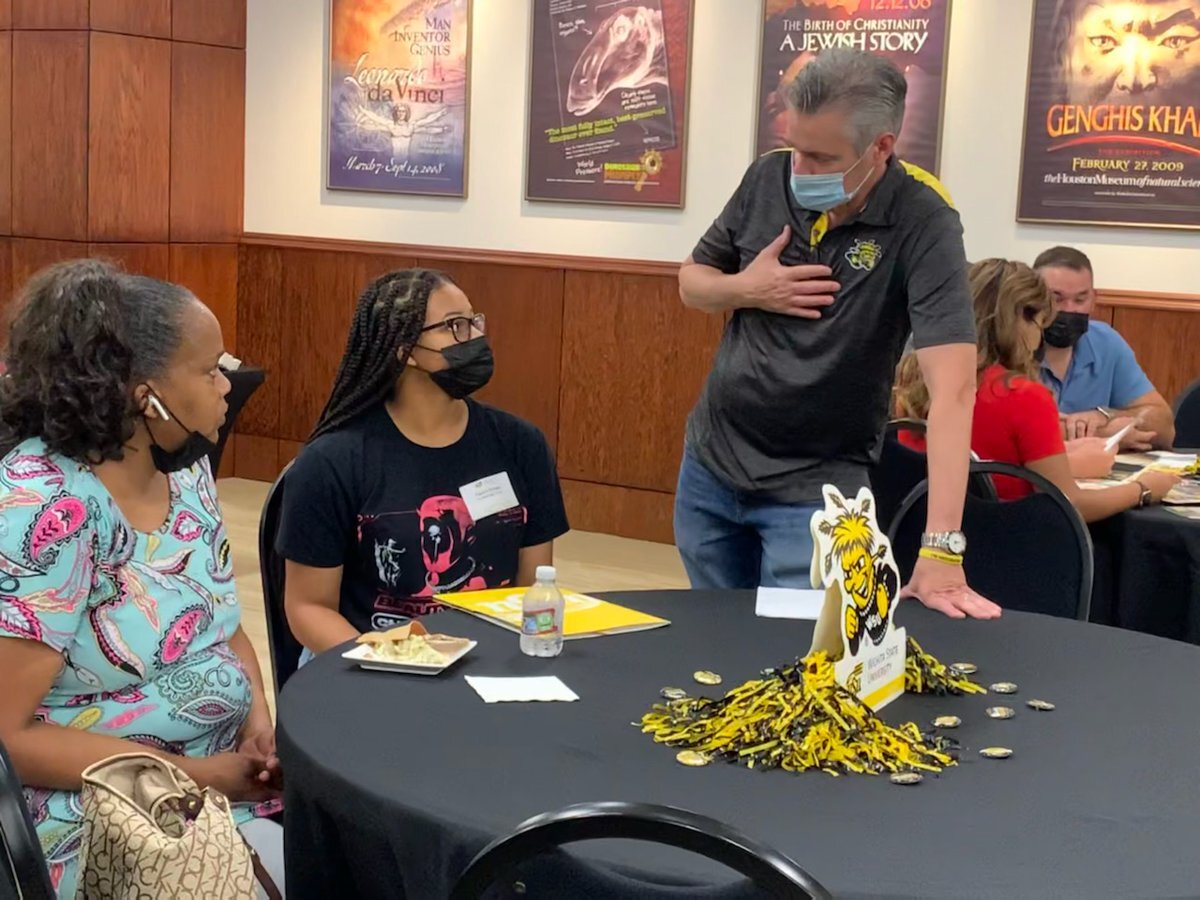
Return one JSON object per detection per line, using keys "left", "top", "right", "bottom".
{"left": 419, "top": 313, "right": 486, "bottom": 344}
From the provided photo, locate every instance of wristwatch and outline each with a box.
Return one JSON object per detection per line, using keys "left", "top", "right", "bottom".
{"left": 921, "top": 531, "right": 967, "bottom": 555}
{"left": 1134, "top": 479, "right": 1152, "bottom": 509}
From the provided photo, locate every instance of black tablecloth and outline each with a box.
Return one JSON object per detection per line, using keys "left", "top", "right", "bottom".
{"left": 277, "top": 591, "right": 1200, "bottom": 899}
{"left": 1090, "top": 506, "right": 1200, "bottom": 643}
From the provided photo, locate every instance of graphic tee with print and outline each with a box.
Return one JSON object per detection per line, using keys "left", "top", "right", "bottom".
{"left": 277, "top": 402, "right": 569, "bottom": 632}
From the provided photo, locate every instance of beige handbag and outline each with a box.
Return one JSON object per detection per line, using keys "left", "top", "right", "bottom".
{"left": 75, "top": 753, "right": 281, "bottom": 900}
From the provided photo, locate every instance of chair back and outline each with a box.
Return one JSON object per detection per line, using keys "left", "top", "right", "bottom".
{"left": 871, "top": 419, "right": 930, "bottom": 534}
{"left": 871, "top": 420, "right": 997, "bottom": 533}
{"left": 0, "top": 739, "right": 54, "bottom": 900}
{"left": 888, "top": 461, "right": 1093, "bottom": 621}
{"left": 1173, "top": 376, "right": 1200, "bottom": 448}
{"left": 450, "top": 801, "right": 830, "bottom": 900}
{"left": 209, "top": 367, "right": 266, "bottom": 474}
{"left": 259, "top": 462, "right": 304, "bottom": 693}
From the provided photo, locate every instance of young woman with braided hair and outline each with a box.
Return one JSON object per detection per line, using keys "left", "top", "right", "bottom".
{"left": 278, "top": 269, "right": 568, "bottom": 656}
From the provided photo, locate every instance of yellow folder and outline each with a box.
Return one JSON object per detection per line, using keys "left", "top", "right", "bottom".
{"left": 439, "top": 587, "right": 669, "bottom": 639}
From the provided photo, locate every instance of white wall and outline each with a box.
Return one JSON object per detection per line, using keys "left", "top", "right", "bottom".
{"left": 245, "top": 0, "right": 1198, "bottom": 293}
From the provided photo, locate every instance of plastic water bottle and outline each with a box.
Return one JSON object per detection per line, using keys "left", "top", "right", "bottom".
{"left": 520, "top": 566, "right": 564, "bottom": 657}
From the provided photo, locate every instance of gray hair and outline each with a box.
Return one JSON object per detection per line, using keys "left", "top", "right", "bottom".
{"left": 785, "top": 49, "right": 907, "bottom": 152}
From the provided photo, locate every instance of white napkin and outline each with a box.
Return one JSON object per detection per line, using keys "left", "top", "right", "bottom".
{"left": 464, "top": 675, "right": 579, "bottom": 703}
{"left": 755, "top": 587, "right": 825, "bottom": 620}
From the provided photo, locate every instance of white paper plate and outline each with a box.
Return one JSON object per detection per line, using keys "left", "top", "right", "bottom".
{"left": 341, "top": 640, "right": 477, "bottom": 676}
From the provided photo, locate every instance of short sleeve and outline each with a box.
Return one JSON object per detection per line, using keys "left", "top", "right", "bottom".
{"left": 515, "top": 427, "right": 569, "bottom": 548}
{"left": 690, "top": 167, "right": 754, "bottom": 274}
{"left": 1009, "top": 378, "right": 1067, "bottom": 464}
{"left": 276, "top": 443, "right": 360, "bottom": 569}
{"left": 1106, "top": 332, "right": 1155, "bottom": 408}
{"left": 0, "top": 458, "right": 100, "bottom": 654}
{"left": 903, "top": 207, "right": 977, "bottom": 350}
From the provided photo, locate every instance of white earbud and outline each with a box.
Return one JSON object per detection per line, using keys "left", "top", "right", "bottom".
{"left": 146, "top": 396, "right": 172, "bottom": 422}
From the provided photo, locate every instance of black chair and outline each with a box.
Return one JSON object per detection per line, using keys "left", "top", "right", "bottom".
{"left": 450, "top": 801, "right": 831, "bottom": 900}
{"left": 209, "top": 366, "right": 267, "bottom": 475}
{"left": 888, "top": 461, "right": 1093, "bottom": 621}
{"left": 259, "top": 462, "right": 304, "bottom": 694}
{"left": 1173, "top": 376, "right": 1200, "bottom": 448}
{"left": 871, "top": 419, "right": 997, "bottom": 534}
{"left": 0, "top": 739, "right": 54, "bottom": 900}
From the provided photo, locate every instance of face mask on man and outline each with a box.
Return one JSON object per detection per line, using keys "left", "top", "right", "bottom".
{"left": 789, "top": 145, "right": 876, "bottom": 213}
{"left": 1043, "top": 311, "right": 1090, "bottom": 349}
{"left": 424, "top": 337, "right": 495, "bottom": 400}
{"left": 143, "top": 393, "right": 218, "bottom": 473}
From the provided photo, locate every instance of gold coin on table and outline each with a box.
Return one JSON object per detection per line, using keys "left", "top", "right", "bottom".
{"left": 979, "top": 747, "right": 1013, "bottom": 759}
{"left": 950, "top": 662, "right": 978, "bottom": 675}
{"left": 890, "top": 772, "right": 923, "bottom": 785}
{"left": 932, "top": 715, "right": 961, "bottom": 729}
{"left": 693, "top": 670, "right": 722, "bottom": 686}
{"left": 676, "top": 750, "right": 711, "bottom": 767}
{"left": 660, "top": 687, "right": 687, "bottom": 701}
{"left": 985, "top": 706, "right": 1015, "bottom": 720}
{"left": 989, "top": 682, "right": 1018, "bottom": 694}
{"left": 1026, "top": 699, "right": 1055, "bottom": 711}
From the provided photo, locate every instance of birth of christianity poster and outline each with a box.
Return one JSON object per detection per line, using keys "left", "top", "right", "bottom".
{"left": 756, "top": 0, "right": 952, "bottom": 175}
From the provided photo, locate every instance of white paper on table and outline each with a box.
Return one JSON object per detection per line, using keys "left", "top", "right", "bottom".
{"left": 754, "top": 587, "right": 825, "bottom": 620}
{"left": 1148, "top": 451, "right": 1198, "bottom": 466}
{"left": 464, "top": 675, "right": 579, "bottom": 703}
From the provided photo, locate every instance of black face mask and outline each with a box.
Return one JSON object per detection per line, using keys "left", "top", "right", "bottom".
{"left": 1043, "top": 311, "right": 1090, "bottom": 349}
{"left": 144, "top": 393, "right": 218, "bottom": 473}
{"left": 427, "top": 337, "right": 494, "bottom": 399}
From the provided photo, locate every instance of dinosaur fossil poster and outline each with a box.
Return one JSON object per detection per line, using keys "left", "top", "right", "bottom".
{"left": 756, "top": 0, "right": 952, "bottom": 175}
{"left": 327, "top": 0, "right": 472, "bottom": 197}
{"left": 1017, "top": 0, "right": 1200, "bottom": 229}
{"left": 525, "top": 0, "right": 693, "bottom": 206}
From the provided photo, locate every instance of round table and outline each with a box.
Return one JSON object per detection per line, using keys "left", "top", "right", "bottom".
{"left": 277, "top": 591, "right": 1200, "bottom": 899}
{"left": 1089, "top": 505, "right": 1200, "bottom": 643}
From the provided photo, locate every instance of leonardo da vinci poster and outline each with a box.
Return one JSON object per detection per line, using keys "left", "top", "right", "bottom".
{"left": 756, "top": 0, "right": 953, "bottom": 175}
{"left": 1017, "top": 0, "right": 1200, "bottom": 229}
{"left": 525, "top": 1, "right": 694, "bottom": 206}
{"left": 328, "top": 0, "right": 472, "bottom": 197}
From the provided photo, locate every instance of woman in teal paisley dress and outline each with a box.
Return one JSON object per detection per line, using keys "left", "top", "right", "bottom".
{"left": 0, "top": 261, "right": 284, "bottom": 897}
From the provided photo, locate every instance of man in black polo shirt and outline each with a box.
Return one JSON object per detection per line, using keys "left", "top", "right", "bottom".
{"left": 676, "top": 49, "right": 999, "bottom": 621}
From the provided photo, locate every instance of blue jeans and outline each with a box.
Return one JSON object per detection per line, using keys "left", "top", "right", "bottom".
{"left": 674, "top": 448, "right": 819, "bottom": 590}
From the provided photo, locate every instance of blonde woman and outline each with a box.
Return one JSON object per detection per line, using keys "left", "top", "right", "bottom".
{"left": 894, "top": 259, "right": 1177, "bottom": 522}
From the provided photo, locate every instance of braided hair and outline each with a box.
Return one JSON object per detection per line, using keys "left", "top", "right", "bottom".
{"left": 0, "top": 259, "right": 194, "bottom": 463}
{"left": 309, "top": 268, "right": 453, "bottom": 441}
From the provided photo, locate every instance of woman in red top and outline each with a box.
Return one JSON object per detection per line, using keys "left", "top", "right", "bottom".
{"left": 895, "top": 259, "right": 1177, "bottom": 521}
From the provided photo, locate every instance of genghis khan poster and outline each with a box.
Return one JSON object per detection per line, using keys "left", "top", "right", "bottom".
{"left": 1018, "top": 0, "right": 1200, "bottom": 228}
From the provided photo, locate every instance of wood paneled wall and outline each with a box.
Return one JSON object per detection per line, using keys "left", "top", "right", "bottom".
{"left": 235, "top": 235, "right": 1200, "bottom": 544}
{"left": 0, "top": 0, "right": 246, "bottom": 474}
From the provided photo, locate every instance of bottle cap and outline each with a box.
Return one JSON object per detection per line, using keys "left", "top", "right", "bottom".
{"left": 535, "top": 565, "right": 557, "bottom": 582}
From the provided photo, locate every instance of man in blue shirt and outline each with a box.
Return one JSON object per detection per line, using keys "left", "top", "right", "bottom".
{"left": 1034, "top": 246, "right": 1175, "bottom": 450}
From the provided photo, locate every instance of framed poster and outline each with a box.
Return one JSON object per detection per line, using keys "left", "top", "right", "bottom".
{"left": 525, "top": 0, "right": 694, "bottom": 207}
{"left": 755, "top": 0, "right": 953, "bottom": 175}
{"left": 327, "top": 0, "right": 472, "bottom": 197}
{"left": 1017, "top": 0, "right": 1200, "bottom": 229}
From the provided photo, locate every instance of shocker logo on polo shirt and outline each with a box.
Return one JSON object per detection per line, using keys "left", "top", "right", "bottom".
{"left": 845, "top": 240, "right": 883, "bottom": 272}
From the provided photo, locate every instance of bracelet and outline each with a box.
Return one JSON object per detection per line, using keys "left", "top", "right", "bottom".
{"left": 918, "top": 547, "right": 964, "bottom": 566}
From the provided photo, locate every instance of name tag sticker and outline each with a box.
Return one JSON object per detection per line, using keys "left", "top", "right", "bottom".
{"left": 460, "top": 472, "right": 519, "bottom": 521}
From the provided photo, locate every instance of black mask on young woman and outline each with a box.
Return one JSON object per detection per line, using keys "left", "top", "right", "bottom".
{"left": 428, "top": 337, "right": 494, "bottom": 399}
{"left": 1043, "top": 311, "right": 1090, "bottom": 349}
{"left": 144, "top": 393, "right": 218, "bottom": 473}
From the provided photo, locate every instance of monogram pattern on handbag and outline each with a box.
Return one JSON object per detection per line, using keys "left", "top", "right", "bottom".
{"left": 76, "top": 754, "right": 260, "bottom": 900}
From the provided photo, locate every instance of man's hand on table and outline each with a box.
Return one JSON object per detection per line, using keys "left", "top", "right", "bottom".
{"left": 899, "top": 557, "right": 1002, "bottom": 620}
